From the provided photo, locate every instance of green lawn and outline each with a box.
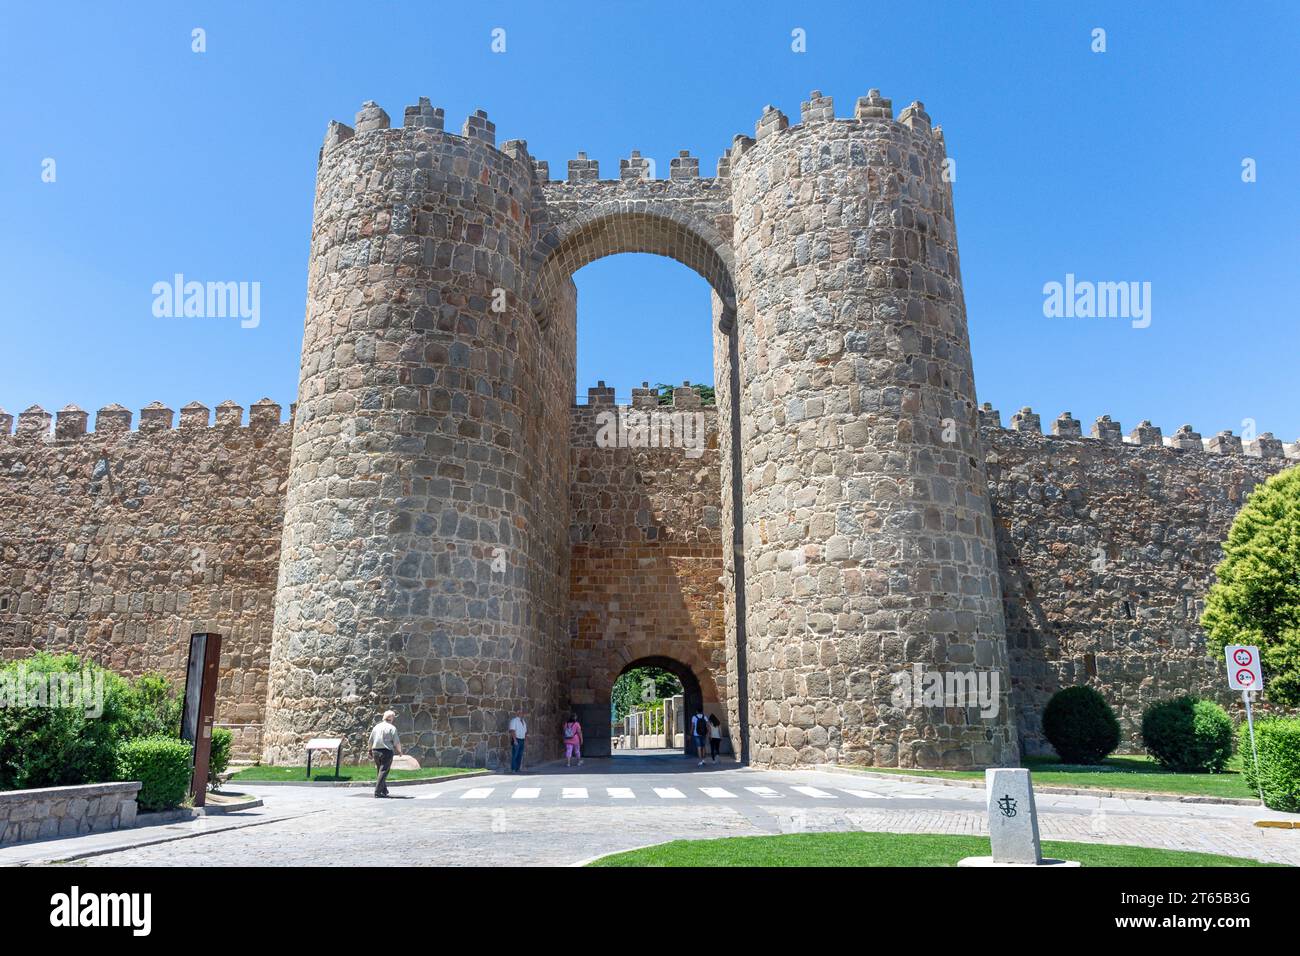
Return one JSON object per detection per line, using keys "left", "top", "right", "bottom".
{"left": 858, "top": 754, "right": 1258, "bottom": 799}
{"left": 589, "top": 832, "right": 1281, "bottom": 867}
{"left": 230, "top": 764, "right": 485, "bottom": 784}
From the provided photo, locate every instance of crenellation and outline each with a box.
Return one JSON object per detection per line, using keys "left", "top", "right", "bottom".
{"left": 179, "top": 401, "right": 210, "bottom": 430}
{"left": 0, "top": 408, "right": 12, "bottom": 437}
{"left": 669, "top": 150, "right": 699, "bottom": 181}
{"left": 568, "top": 151, "right": 599, "bottom": 183}
{"left": 322, "top": 119, "right": 354, "bottom": 151}
{"left": 1091, "top": 414, "right": 1123, "bottom": 443}
{"left": 55, "top": 404, "right": 88, "bottom": 440}
{"left": 854, "top": 88, "right": 893, "bottom": 120}
{"left": 353, "top": 100, "right": 390, "bottom": 134}
{"left": 461, "top": 108, "right": 495, "bottom": 145}
{"left": 587, "top": 380, "right": 615, "bottom": 406}
{"left": 978, "top": 402, "right": 1001, "bottom": 428}
{"left": 214, "top": 400, "right": 243, "bottom": 429}
{"left": 800, "top": 89, "right": 834, "bottom": 124}
{"left": 1129, "top": 420, "right": 1162, "bottom": 446}
{"left": 754, "top": 105, "right": 789, "bottom": 140}
{"left": 619, "top": 150, "right": 651, "bottom": 181}
{"left": 1166, "top": 423, "right": 1202, "bottom": 452}
{"left": 16, "top": 405, "right": 52, "bottom": 438}
{"left": 248, "top": 398, "right": 281, "bottom": 430}
{"left": 95, "top": 403, "right": 133, "bottom": 436}
{"left": 1051, "top": 411, "right": 1082, "bottom": 438}
{"left": 1010, "top": 407, "right": 1041, "bottom": 434}
{"left": 137, "top": 401, "right": 173, "bottom": 432}
{"left": 1253, "top": 432, "right": 1285, "bottom": 459}
{"left": 402, "top": 96, "right": 444, "bottom": 130}
{"left": 631, "top": 381, "right": 658, "bottom": 409}
{"left": 898, "top": 100, "right": 931, "bottom": 132}
{"left": 1207, "top": 430, "right": 1243, "bottom": 456}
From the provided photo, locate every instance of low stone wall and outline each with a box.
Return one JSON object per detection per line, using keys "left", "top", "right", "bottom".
{"left": 0, "top": 780, "right": 141, "bottom": 846}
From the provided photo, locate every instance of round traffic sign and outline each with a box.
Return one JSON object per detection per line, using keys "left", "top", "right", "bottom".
{"left": 1236, "top": 668, "right": 1256, "bottom": 687}
{"left": 1233, "top": 648, "right": 1254, "bottom": 666}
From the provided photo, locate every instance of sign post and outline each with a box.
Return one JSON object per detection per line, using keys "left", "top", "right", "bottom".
{"left": 1226, "top": 645, "right": 1264, "bottom": 803}
{"left": 180, "top": 633, "right": 223, "bottom": 808}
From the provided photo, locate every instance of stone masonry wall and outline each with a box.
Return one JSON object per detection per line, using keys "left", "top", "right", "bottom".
{"left": 984, "top": 405, "right": 1300, "bottom": 754}
{"left": 0, "top": 780, "right": 141, "bottom": 846}
{"left": 0, "top": 401, "right": 291, "bottom": 759}
{"left": 568, "top": 385, "right": 727, "bottom": 743}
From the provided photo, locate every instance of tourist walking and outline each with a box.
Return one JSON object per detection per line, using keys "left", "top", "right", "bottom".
{"left": 369, "top": 709, "right": 402, "bottom": 798}
{"left": 708, "top": 713, "right": 723, "bottom": 763}
{"left": 508, "top": 707, "right": 528, "bottom": 774}
{"left": 563, "top": 712, "right": 584, "bottom": 767}
{"left": 691, "top": 708, "right": 709, "bottom": 766}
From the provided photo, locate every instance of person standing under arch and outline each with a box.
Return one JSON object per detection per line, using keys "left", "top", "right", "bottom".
{"left": 691, "top": 708, "right": 709, "bottom": 766}
{"left": 708, "top": 713, "right": 723, "bottom": 764}
{"left": 563, "top": 712, "right": 584, "bottom": 767}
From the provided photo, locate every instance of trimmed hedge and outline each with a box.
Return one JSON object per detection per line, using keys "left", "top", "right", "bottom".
{"left": 1042, "top": 685, "right": 1121, "bottom": 764}
{"left": 115, "top": 736, "right": 194, "bottom": 812}
{"left": 1240, "top": 717, "right": 1300, "bottom": 813}
{"left": 1140, "top": 696, "right": 1234, "bottom": 772}
{"left": 208, "top": 727, "right": 233, "bottom": 789}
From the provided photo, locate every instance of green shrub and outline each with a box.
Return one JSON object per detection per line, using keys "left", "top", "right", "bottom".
{"left": 1042, "top": 685, "right": 1121, "bottom": 764}
{"left": 208, "top": 727, "right": 233, "bottom": 790}
{"left": 115, "top": 736, "right": 193, "bottom": 811}
{"left": 0, "top": 653, "right": 132, "bottom": 790}
{"left": 118, "top": 672, "right": 182, "bottom": 740}
{"left": 1239, "top": 717, "right": 1300, "bottom": 813}
{"left": 1140, "top": 696, "right": 1234, "bottom": 772}
{"left": 0, "top": 654, "right": 191, "bottom": 792}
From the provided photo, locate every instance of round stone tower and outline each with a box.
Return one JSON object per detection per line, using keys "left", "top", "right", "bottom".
{"left": 263, "top": 99, "right": 573, "bottom": 767}
{"left": 729, "top": 90, "right": 1018, "bottom": 768}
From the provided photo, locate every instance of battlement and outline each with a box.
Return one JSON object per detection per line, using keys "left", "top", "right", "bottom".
{"left": 574, "top": 381, "right": 716, "bottom": 410}
{"left": 0, "top": 399, "right": 293, "bottom": 441}
{"left": 979, "top": 403, "right": 1300, "bottom": 460}
{"left": 320, "top": 88, "right": 944, "bottom": 187}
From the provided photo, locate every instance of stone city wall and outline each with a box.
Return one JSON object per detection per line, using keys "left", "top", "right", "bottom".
{"left": 568, "top": 383, "right": 727, "bottom": 747}
{"left": 0, "top": 780, "right": 141, "bottom": 846}
{"left": 984, "top": 405, "right": 1300, "bottom": 754}
{"left": 0, "top": 401, "right": 290, "bottom": 759}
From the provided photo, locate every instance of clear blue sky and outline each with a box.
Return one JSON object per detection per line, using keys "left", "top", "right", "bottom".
{"left": 2, "top": 1, "right": 1297, "bottom": 439}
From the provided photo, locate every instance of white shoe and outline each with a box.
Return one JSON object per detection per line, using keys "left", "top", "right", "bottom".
{"left": 697, "top": 760, "right": 704, "bottom": 766}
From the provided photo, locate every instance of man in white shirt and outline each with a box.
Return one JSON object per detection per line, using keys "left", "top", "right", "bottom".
{"left": 508, "top": 708, "right": 528, "bottom": 774}
{"left": 369, "top": 709, "right": 402, "bottom": 798}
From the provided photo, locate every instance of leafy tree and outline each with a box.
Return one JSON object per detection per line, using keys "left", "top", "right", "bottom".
{"left": 655, "top": 382, "right": 715, "bottom": 406}
{"left": 1202, "top": 466, "right": 1300, "bottom": 706}
{"left": 611, "top": 666, "right": 683, "bottom": 721}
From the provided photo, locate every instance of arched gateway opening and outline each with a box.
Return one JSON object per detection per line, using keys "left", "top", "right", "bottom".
{"left": 536, "top": 192, "right": 749, "bottom": 765}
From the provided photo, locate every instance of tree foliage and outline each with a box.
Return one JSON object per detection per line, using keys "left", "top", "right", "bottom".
{"left": 1202, "top": 466, "right": 1300, "bottom": 706}
{"left": 611, "top": 666, "right": 683, "bottom": 721}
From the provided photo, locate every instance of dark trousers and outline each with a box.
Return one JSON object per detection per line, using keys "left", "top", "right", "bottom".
{"left": 510, "top": 738, "right": 525, "bottom": 773}
{"left": 372, "top": 747, "right": 394, "bottom": 795}
{"left": 709, "top": 736, "right": 721, "bottom": 759}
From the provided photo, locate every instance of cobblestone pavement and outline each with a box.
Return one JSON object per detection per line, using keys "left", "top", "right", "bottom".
{"left": 7, "top": 756, "right": 1296, "bottom": 867}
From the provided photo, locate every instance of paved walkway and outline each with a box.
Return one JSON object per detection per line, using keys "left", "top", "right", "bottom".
{"left": 4, "top": 755, "right": 1297, "bottom": 866}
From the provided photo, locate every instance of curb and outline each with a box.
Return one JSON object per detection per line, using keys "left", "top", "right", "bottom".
{"left": 569, "top": 838, "right": 678, "bottom": 867}
{"left": 810, "top": 764, "right": 1263, "bottom": 806}
{"left": 11, "top": 809, "right": 328, "bottom": 867}
{"left": 226, "top": 769, "right": 489, "bottom": 789}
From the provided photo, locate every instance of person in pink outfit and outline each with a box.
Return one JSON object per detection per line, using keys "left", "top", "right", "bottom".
{"left": 563, "top": 713, "right": 584, "bottom": 767}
